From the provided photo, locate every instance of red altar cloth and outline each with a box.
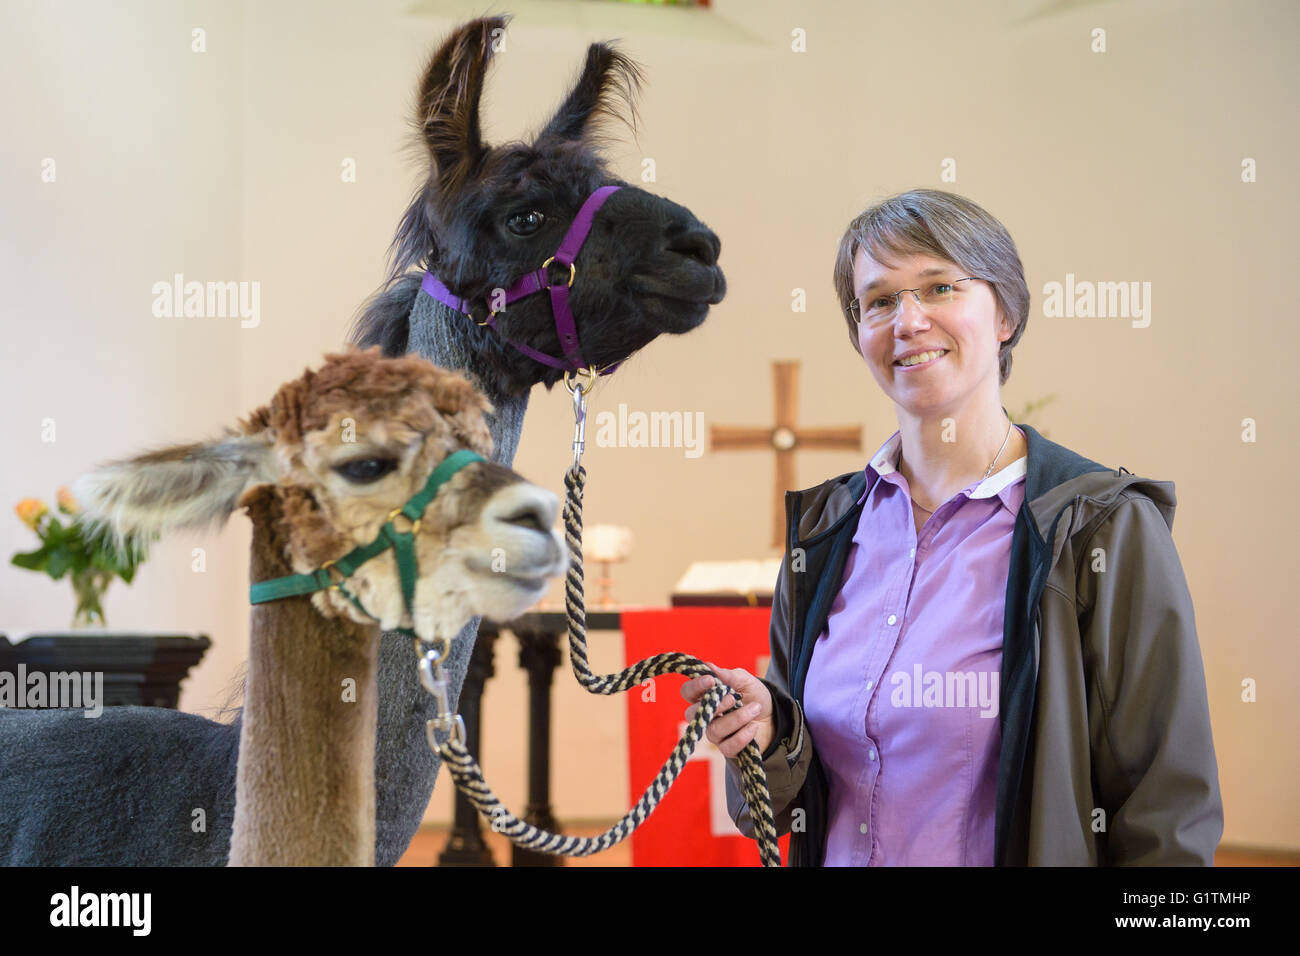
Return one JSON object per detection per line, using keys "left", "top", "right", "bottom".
{"left": 621, "top": 607, "right": 791, "bottom": 867}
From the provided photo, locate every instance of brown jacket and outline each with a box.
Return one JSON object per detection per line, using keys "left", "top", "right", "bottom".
{"left": 724, "top": 422, "right": 1223, "bottom": 865}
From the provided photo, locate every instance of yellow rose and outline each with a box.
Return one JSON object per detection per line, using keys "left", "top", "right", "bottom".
{"left": 56, "top": 486, "right": 79, "bottom": 515}
{"left": 15, "top": 498, "right": 49, "bottom": 530}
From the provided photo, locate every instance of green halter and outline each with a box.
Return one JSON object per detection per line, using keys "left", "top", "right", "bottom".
{"left": 248, "top": 448, "right": 487, "bottom": 637}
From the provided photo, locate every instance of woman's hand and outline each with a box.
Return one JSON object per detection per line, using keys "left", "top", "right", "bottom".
{"left": 680, "top": 663, "right": 775, "bottom": 758}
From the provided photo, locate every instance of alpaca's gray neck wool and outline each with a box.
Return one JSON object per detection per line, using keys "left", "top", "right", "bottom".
{"left": 372, "top": 289, "right": 531, "bottom": 866}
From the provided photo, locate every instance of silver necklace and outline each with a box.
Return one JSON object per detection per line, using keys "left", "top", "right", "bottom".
{"left": 908, "top": 417, "right": 1014, "bottom": 515}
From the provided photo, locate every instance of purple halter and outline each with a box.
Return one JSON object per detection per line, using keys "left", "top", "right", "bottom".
{"left": 421, "top": 184, "right": 622, "bottom": 377}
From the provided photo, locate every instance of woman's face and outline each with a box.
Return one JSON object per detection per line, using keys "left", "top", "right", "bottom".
{"left": 852, "top": 247, "right": 1011, "bottom": 419}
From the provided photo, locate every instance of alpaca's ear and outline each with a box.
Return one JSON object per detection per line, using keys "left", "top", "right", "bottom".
{"left": 71, "top": 431, "right": 278, "bottom": 553}
{"left": 538, "top": 42, "right": 644, "bottom": 146}
{"left": 416, "top": 15, "right": 510, "bottom": 195}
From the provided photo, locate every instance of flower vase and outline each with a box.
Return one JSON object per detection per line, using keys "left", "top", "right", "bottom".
{"left": 70, "top": 568, "right": 112, "bottom": 629}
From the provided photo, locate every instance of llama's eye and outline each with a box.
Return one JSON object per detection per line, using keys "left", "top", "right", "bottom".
{"left": 506, "top": 210, "right": 546, "bottom": 236}
{"left": 334, "top": 458, "right": 398, "bottom": 483}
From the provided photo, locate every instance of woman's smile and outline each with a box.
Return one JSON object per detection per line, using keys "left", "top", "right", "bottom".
{"left": 894, "top": 348, "right": 950, "bottom": 370}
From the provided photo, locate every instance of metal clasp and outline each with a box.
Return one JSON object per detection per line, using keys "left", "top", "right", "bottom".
{"left": 426, "top": 713, "right": 467, "bottom": 752}
{"left": 416, "top": 638, "right": 467, "bottom": 748}
{"left": 567, "top": 375, "right": 590, "bottom": 469}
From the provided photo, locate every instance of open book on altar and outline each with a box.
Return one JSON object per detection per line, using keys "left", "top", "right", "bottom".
{"left": 670, "top": 558, "right": 782, "bottom": 608}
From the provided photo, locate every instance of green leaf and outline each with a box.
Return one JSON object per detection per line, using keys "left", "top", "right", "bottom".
{"left": 66, "top": 518, "right": 152, "bottom": 589}
{"left": 46, "top": 548, "right": 73, "bottom": 579}
{"left": 11, "top": 548, "right": 51, "bottom": 572}
{"left": 90, "top": 548, "right": 117, "bottom": 573}
{"left": 44, "top": 517, "right": 69, "bottom": 544}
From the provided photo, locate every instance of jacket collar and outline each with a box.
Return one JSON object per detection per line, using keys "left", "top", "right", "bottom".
{"left": 788, "top": 412, "right": 1177, "bottom": 546}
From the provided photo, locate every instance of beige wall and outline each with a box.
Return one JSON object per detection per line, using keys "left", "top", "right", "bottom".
{"left": 1, "top": 0, "right": 1295, "bottom": 852}
{"left": 0, "top": 0, "right": 250, "bottom": 719}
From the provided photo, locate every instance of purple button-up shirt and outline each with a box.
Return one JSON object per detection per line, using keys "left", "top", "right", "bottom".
{"left": 802, "top": 427, "right": 1026, "bottom": 866}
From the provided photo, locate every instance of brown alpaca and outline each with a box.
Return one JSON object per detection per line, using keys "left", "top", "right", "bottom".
{"left": 72, "top": 346, "right": 566, "bottom": 865}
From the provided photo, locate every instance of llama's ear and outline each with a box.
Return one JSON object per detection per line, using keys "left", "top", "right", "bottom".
{"left": 416, "top": 15, "right": 510, "bottom": 194}
{"left": 538, "top": 42, "right": 644, "bottom": 146}
{"left": 71, "top": 431, "right": 278, "bottom": 553}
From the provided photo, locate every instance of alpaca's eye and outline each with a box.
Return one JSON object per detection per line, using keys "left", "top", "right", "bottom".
{"left": 334, "top": 458, "right": 398, "bottom": 483}
{"left": 506, "top": 210, "right": 546, "bottom": 236}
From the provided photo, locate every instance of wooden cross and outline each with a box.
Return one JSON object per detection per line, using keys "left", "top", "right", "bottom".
{"left": 710, "top": 360, "right": 863, "bottom": 548}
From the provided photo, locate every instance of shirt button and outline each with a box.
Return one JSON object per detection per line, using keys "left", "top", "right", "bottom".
{"left": 909, "top": 547, "right": 916, "bottom": 558}
{"left": 865, "top": 679, "right": 874, "bottom": 691}
{"left": 887, "top": 614, "right": 897, "bottom": 625}
{"left": 868, "top": 748, "right": 877, "bottom": 760}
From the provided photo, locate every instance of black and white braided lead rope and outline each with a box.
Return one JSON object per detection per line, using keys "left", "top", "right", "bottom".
{"left": 431, "top": 463, "right": 781, "bottom": 866}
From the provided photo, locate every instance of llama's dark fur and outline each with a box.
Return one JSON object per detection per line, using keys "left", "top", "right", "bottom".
{"left": 349, "top": 19, "right": 722, "bottom": 398}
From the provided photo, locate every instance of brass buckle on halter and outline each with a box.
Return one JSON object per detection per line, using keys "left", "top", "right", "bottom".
{"left": 386, "top": 507, "right": 421, "bottom": 536}
{"left": 541, "top": 256, "right": 576, "bottom": 289}
{"left": 319, "top": 559, "right": 347, "bottom": 591}
{"left": 564, "top": 367, "right": 597, "bottom": 395}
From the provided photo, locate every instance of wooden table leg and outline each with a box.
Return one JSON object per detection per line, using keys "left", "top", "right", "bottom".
{"left": 437, "top": 626, "right": 498, "bottom": 866}
{"left": 511, "top": 626, "right": 563, "bottom": 867}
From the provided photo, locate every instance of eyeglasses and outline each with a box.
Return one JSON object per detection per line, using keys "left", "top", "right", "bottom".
{"left": 847, "top": 276, "right": 986, "bottom": 326}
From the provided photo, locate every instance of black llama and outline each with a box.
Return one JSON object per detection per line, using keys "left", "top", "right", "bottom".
{"left": 0, "top": 15, "right": 725, "bottom": 865}
{"left": 350, "top": 14, "right": 725, "bottom": 868}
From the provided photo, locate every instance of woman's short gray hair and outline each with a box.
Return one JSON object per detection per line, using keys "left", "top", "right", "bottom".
{"left": 832, "top": 189, "right": 1029, "bottom": 385}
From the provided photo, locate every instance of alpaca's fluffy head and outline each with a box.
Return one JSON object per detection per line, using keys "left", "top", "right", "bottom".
{"left": 73, "top": 345, "right": 566, "bottom": 642}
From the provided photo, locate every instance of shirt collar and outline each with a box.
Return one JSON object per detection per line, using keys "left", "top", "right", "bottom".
{"left": 858, "top": 427, "right": 1026, "bottom": 514}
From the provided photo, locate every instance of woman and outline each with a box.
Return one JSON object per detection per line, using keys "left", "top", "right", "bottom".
{"left": 683, "top": 189, "right": 1222, "bottom": 866}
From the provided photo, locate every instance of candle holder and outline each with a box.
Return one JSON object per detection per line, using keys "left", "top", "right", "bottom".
{"left": 583, "top": 524, "right": 632, "bottom": 608}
